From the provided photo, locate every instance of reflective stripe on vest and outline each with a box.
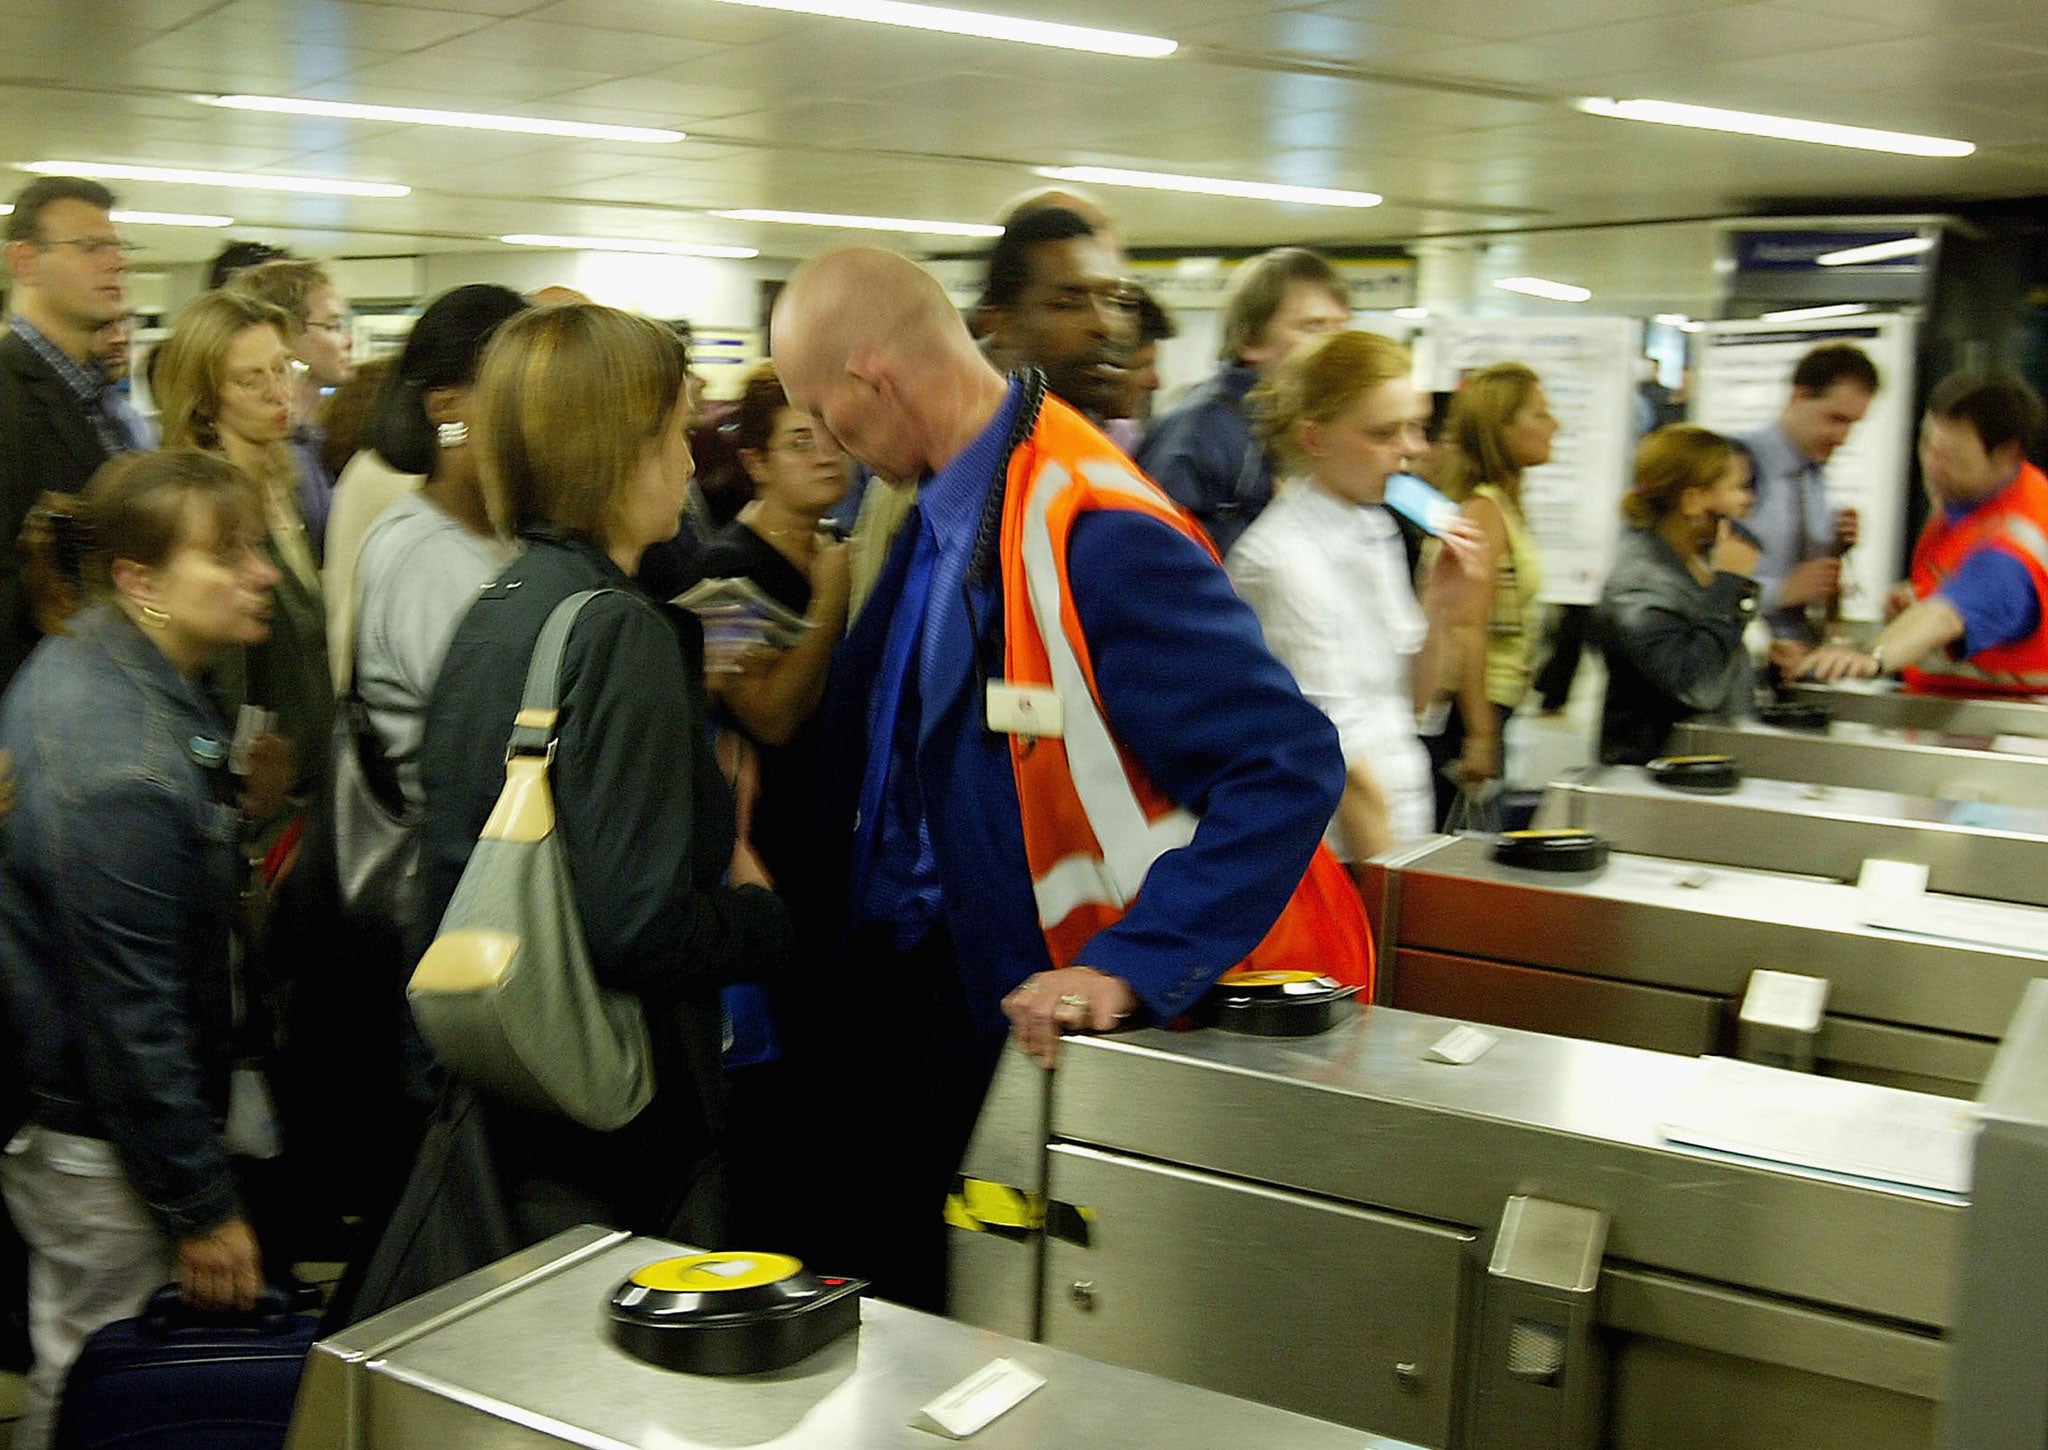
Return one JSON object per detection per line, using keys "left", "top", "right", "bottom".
{"left": 1017, "top": 454, "right": 1198, "bottom": 929}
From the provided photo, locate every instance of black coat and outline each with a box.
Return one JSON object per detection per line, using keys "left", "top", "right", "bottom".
{"left": 0, "top": 328, "right": 121, "bottom": 689}
{"left": 416, "top": 528, "right": 791, "bottom": 1242}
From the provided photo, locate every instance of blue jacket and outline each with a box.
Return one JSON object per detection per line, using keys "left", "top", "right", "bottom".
{"left": 0, "top": 604, "right": 244, "bottom": 1239}
{"left": 818, "top": 410, "right": 1343, "bottom": 1052}
{"left": 1135, "top": 362, "right": 1272, "bottom": 556}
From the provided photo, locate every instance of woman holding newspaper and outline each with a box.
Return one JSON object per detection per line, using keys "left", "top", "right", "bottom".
{"left": 672, "top": 361, "right": 850, "bottom": 1261}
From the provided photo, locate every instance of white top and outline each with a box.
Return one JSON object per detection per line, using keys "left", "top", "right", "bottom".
{"left": 353, "top": 492, "right": 517, "bottom": 809}
{"left": 324, "top": 448, "right": 424, "bottom": 691}
{"left": 1227, "top": 480, "right": 1433, "bottom": 854}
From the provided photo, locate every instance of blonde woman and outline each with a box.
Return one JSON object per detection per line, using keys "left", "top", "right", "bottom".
{"left": 1229, "top": 331, "right": 1482, "bottom": 860}
{"left": 1426, "top": 362, "right": 1557, "bottom": 826}
{"left": 155, "top": 290, "right": 331, "bottom": 806}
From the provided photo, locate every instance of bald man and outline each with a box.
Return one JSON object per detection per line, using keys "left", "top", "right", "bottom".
{"left": 773, "top": 248, "right": 1359, "bottom": 1309}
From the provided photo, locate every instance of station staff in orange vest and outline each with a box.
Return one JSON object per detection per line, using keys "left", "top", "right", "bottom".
{"left": 1800, "top": 371, "right": 2048, "bottom": 695}
{"left": 772, "top": 247, "right": 1365, "bottom": 1310}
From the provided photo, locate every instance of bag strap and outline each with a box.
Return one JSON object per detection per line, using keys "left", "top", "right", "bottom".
{"left": 505, "top": 589, "right": 614, "bottom": 759}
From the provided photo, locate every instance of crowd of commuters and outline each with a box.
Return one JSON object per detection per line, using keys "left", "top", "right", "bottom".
{"left": 4, "top": 168, "right": 2048, "bottom": 1449}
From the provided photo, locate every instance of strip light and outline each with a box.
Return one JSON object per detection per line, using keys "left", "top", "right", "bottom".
{"left": 1037, "top": 165, "right": 1381, "bottom": 209}
{"left": 713, "top": 208, "right": 1002, "bottom": 238}
{"left": 1760, "top": 303, "right": 1870, "bottom": 322}
{"left": 1817, "top": 237, "right": 1935, "bottom": 266}
{"left": 21, "top": 160, "right": 408, "bottom": 198}
{"left": 697, "top": 0, "right": 1174, "bottom": 57}
{"left": 1574, "top": 98, "right": 1974, "bottom": 158}
{"left": 500, "top": 233, "right": 760, "bottom": 260}
{"left": 0, "top": 204, "right": 235, "bottom": 227}
{"left": 1495, "top": 276, "right": 1591, "bottom": 303}
{"left": 200, "top": 95, "right": 683, "bottom": 145}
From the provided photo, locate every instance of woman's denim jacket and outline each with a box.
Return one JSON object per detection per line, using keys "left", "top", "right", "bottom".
{"left": 0, "top": 603, "right": 244, "bottom": 1239}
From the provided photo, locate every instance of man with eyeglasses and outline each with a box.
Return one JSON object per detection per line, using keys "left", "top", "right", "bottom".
{"left": 230, "top": 259, "right": 357, "bottom": 560}
{"left": 0, "top": 176, "right": 139, "bottom": 690}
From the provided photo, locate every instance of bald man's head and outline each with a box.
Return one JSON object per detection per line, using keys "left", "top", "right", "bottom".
{"left": 772, "top": 246, "right": 1001, "bottom": 479}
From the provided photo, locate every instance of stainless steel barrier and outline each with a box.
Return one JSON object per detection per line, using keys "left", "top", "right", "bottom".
{"left": 952, "top": 1007, "right": 1965, "bottom": 1449}
{"left": 1786, "top": 680, "right": 2048, "bottom": 740}
{"left": 286, "top": 1225, "right": 1401, "bottom": 1450}
{"left": 1669, "top": 718, "right": 2048, "bottom": 803}
{"left": 1536, "top": 764, "right": 2048, "bottom": 907}
{"left": 1360, "top": 834, "right": 2048, "bottom": 1094}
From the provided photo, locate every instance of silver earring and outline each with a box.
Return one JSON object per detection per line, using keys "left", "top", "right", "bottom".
{"left": 437, "top": 421, "right": 469, "bottom": 449}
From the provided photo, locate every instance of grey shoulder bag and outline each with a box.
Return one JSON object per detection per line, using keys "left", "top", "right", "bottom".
{"left": 407, "top": 589, "right": 655, "bottom": 1132}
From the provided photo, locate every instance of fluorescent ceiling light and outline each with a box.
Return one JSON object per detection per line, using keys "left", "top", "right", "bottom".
{"left": 1816, "top": 236, "right": 1935, "bottom": 266}
{"left": 713, "top": 208, "right": 1001, "bottom": 238}
{"left": 1394, "top": 307, "right": 1429, "bottom": 319}
{"left": 21, "top": 160, "right": 407, "bottom": 197}
{"left": 115, "top": 210, "right": 236, "bottom": 227}
{"left": 500, "top": 233, "right": 760, "bottom": 259}
{"left": 1574, "top": 98, "right": 1974, "bottom": 158}
{"left": 1495, "top": 276, "right": 1591, "bottom": 303}
{"left": 199, "top": 95, "right": 683, "bottom": 145}
{"left": 697, "top": 0, "right": 1174, "bottom": 57}
{"left": 1653, "top": 312, "right": 1689, "bottom": 325}
{"left": 1037, "top": 165, "right": 1380, "bottom": 209}
{"left": 1760, "top": 303, "right": 1870, "bottom": 322}
{"left": 0, "top": 205, "right": 232, "bottom": 227}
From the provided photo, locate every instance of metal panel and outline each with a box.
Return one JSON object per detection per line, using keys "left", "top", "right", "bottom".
{"left": 1049, "top": 1015, "right": 1963, "bottom": 1330}
{"left": 1669, "top": 719, "right": 2048, "bottom": 802}
{"left": 1545, "top": 766, "right": 2048, "bottom": 906}
{"left": 1388, "top": 948, "right": 1726, "bottom": 1057}
{"left": 1389, "top": 836, "right": 2046, "bottom": 1042}
{"left": 1608, "top": 1338, "right": 1936, "bottom": 1450}
{"left": 299, "top": 1231, "right": 1399, "bottom": 1450}
{"left": 1786, "top": 682, "right": 2048, "bottom": 740}
{"left": 1601, "top": 1266, "right": 1945, "bottom": 1400}
{"left": 1942, "top": 979, "right": 2048, "bottom": 1449}
{"left": 949, "top": 1046, "right": 1052, "bottom": 1341}
{"left": 1040, "top": 1144, "right": 1473, "bottom": 1447}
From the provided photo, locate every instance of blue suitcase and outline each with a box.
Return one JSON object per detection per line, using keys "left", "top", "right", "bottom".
{"left": 54, "top": 1286, "right": 317, "bottom": 1450}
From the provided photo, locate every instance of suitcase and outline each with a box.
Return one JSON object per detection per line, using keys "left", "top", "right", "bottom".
{"left": 54, "top": 1285, "right": 317, "bottom": 1450}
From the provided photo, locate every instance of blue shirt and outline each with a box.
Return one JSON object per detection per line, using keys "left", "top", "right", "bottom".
{"left": 854, "top": 384, "right": 1021, "bottom": 944}
{"left": 1934, "top": 486, "right": 2044, "bottom": 658}
{"left": 1741, "top": 422, "right": 1837, "bottom": 641}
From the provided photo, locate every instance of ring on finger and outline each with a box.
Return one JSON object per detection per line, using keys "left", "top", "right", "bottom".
{"left": 1059, "top": 993, "right": 1090, "bottom": 1010}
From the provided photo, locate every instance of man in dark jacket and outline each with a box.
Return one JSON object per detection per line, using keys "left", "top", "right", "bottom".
{"left": 1136, "top": 247, "right": 1349, "bottom": 554}
{"left": 0, "top": 176, "right": 137, "bottom": 689}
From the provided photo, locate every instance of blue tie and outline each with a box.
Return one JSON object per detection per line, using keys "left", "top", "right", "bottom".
{"left": 851, "top": 507, "right": 938, "bottom": 910}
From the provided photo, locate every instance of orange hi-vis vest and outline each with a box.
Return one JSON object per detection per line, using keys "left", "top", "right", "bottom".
{"left": 994, "top": 396, "right": 1375, "bottom": 995}
{"left": 1904, "top": 459, "right": 2048, "bottom": 697}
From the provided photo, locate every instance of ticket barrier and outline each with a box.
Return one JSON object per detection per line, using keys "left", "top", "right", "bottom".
{"left": 950, "top": 1002, "right": 1984, "bottom": 1449}
{"left": 1783, "top": 680, "right": 2048, "bottom": 740}
{"left": 1359, "top": 833, "right": 2048, "bottom": 1095}
{"left": 285, "top": 1224, "right": 1400, "bottom": 1450}
{"left": 1535, "top": 764, "right": 2048, "bottom": 909}
{"left": 1667, "top": 718, "right": 2048, "bottom": 803}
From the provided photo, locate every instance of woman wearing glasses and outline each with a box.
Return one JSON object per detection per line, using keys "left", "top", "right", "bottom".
{"left": 674, "top": 363, "right": 850, "bottom": 1252}
{"left": 155, "top": 291, "right": 332, "bottom": 824}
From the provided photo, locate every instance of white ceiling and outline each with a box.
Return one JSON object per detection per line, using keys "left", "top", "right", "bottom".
{"left": 4, "top": 0, "right": 2046, "bottom": 312}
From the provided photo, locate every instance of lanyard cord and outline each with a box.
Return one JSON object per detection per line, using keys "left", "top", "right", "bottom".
{"left": 962, "top": 371, "right": 1047, "bottom": 715}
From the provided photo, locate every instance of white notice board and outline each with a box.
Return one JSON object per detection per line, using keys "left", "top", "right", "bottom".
{"left": 1436, "top": 317, "right": 1639, "bottom": 606}
{"left": 1691, "top": 315, "right": 1917, "bottom": 624}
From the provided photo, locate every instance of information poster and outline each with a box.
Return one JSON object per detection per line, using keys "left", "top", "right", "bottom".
{"left": 1691, "top": 315, "right": 1917, "bottom": 623}
{"left": 1437, "top": 317, "right": 1639, "bottom": 605}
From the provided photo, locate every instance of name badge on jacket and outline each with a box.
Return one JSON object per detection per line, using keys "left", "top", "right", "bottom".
{"left": 986, "top": 683, "right": 1063, "bottom": 739}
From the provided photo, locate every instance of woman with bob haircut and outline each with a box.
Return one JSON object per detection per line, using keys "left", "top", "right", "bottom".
{"left": 410, "top": 303, "right": 791, "bottom": 1255}
{"left": 1594, "top": 424, "right": 1763, "bottom": 765}
{"left": 1229, "top": 331, "right": 1481, "bottom": 858}
{"left": 0, "top": 450, "right": 280, "bottom": 1449}
{"left": 154, "top": 288, "right": 331, "bottom": 812}
{"left": 1425, "top": 361, "right": 1557, "bottom": 825}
